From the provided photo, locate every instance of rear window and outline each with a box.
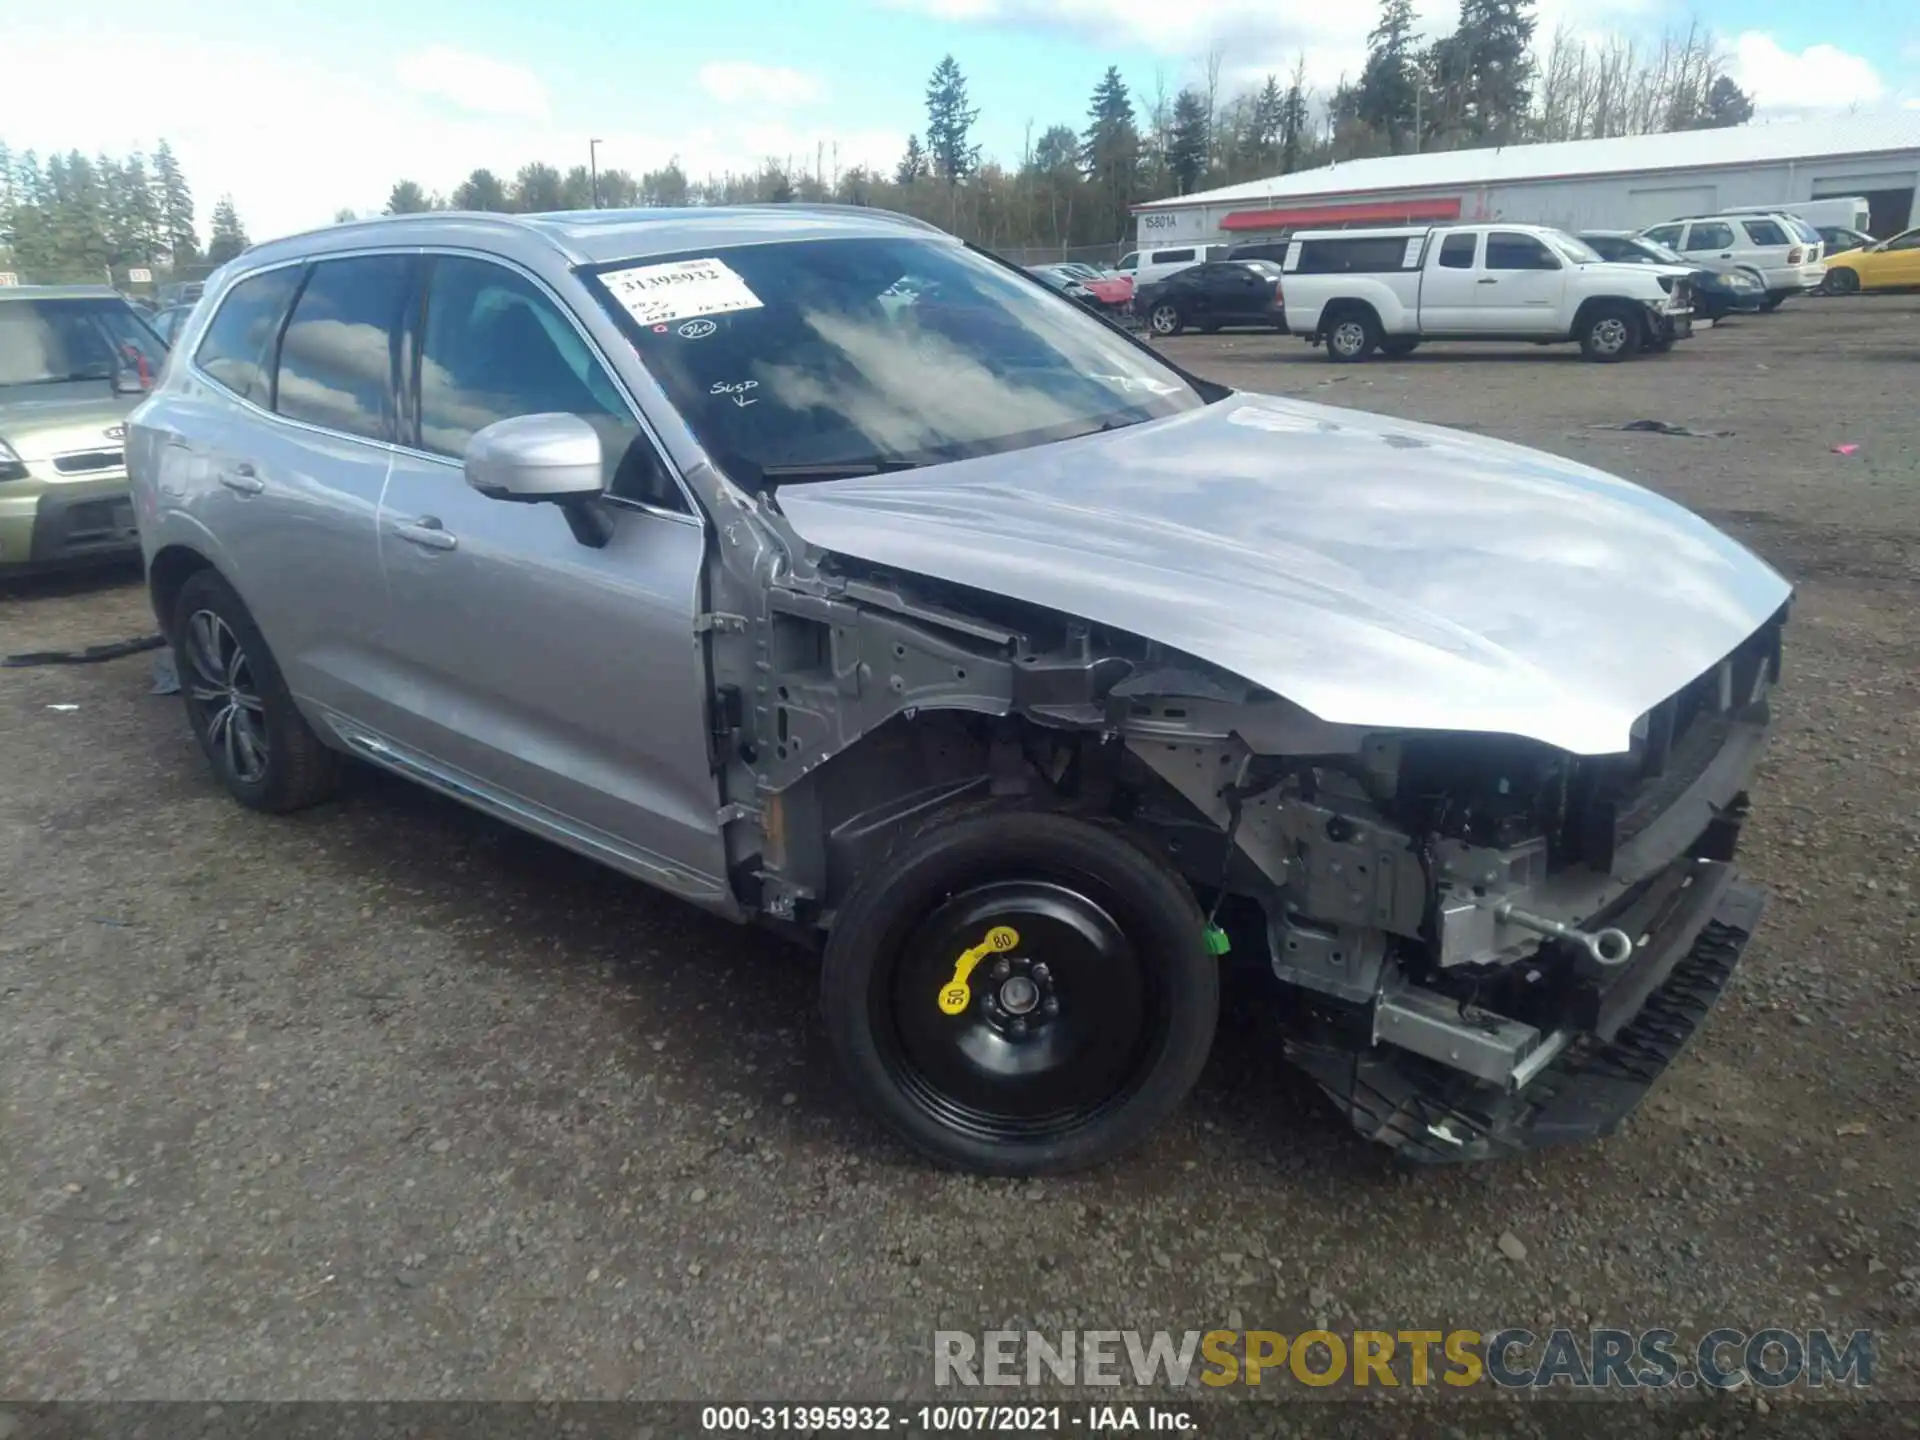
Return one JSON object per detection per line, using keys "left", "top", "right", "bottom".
{"left": 1290, "top": 236, "right": 1423, "bottom": 274}
{"left": 1741, "top": 219, "right": 1788, "bottom": 247}
{"left": 194, "top": 268, "right": 303, "bottom": 403}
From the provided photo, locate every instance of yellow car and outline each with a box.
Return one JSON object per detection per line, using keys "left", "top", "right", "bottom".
{"left": 1821, "top": 227, "right": 1920, "bottom": 294}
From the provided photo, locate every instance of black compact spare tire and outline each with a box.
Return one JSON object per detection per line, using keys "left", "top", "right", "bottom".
{"left": 820, "top": 809, "right": 1220, "bottom": 1175}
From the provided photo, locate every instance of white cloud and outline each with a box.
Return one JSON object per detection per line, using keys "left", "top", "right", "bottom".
{"left": 882, "top": 0, "right": 1653, "bottom": 97}
{"left": 1731, "top": 33, "right": 1885, "bottom": 113}
{"left": 698, "top": 61, "right": 824, "bottom": 107}
{"left": 394, "top": 46, "right": 551, "bottom": 122}
{"left": 0, "top": 28, "right": 898, "bottom": 245}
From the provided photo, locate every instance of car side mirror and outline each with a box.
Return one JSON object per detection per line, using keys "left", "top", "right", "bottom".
{"left": 464, "top": 412, "right": 614, "bottom": 548}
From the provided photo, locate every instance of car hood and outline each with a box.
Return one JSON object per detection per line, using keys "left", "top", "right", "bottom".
{"left": 775, "top": 394, "right": 1791, "bottom": 756}
{"left": 0, "top": 391, "right": 137, "bottom": 461}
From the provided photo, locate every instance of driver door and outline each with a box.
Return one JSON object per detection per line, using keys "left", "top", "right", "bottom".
{"left": 1480, "top": 232, "right": 1567, "bottom": 334}
{"left": 369, "top": 252, "right": 728, "bottom": 897}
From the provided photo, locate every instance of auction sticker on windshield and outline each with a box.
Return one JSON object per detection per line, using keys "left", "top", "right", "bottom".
{"left": 600, "top": 258, "right": 764, "bottom": 327}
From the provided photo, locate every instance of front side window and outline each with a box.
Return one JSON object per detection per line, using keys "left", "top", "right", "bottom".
{"left": 193, "top": 268, "right": 303, "bottom": 402}
{"left": 417, "top": 256, "right": 631, "bottom": 457}
{"left": 1683, "top": 222, "right": 1734, "bottom": 252}
{"left": 272, "top": 255, "right": 412, "bottom": 441}
{"left": 1643, "top": 224, "right": 1683, "bottom": 247}
{"left": 587, "top": 236, "right": 1204, "bottom": 490}
{"left": 1741, "top": 219, "right": 1787, "bottom": 246}
{"left": 1883, "top": 229, "right": 1920, "bottom": 252}
{"left": 0, "top": 298, "right": 167, "bottom": 393}
{"left": 1485, "top": 232, "right": 1558, "bottom": 270}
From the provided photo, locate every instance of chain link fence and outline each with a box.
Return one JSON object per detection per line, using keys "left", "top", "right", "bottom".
{"left": 994, "top": 242, "right": 1131, "bottom": 269}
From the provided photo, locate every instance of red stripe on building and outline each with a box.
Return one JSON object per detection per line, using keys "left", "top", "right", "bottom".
{"left": 1219, "top": 197, "right": 1463, "bottom": 230}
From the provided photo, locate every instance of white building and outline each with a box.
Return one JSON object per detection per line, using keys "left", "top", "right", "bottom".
{"left": 1134, "top": 115, "right": 1920, "bottom": 246}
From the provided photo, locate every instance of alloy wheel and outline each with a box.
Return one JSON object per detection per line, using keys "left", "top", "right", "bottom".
{"left": 1150, "top": 304, "right": 1181, "bottom": 335}
{"left": 184, "top": 608, "right": 269, "bottom": 784}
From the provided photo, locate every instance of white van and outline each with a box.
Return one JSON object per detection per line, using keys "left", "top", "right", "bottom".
{"left": 1117, "top": 243, "right": 1229, "bottom": 287}
{"left": 1722, "top": 198, "right": 1870, "bottom": 234}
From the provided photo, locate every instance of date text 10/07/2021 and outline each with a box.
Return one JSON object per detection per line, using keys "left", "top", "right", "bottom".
{"left": 700, "top": 1406, "right": 1193, "bottom": 1432}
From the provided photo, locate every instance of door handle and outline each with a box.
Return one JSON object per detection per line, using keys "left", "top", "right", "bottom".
{"left": 1477, "top": 277, "right": 1499, "bottom": 284}
{"left": 218, "top": 464, "right": 264, "bottom": 495}
{"left": 393, "top": 517, "right": 458, "bottom": 552}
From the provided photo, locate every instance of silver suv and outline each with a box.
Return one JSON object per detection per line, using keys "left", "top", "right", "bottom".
{"left": 130, "top": 208, "right": 1791, "bottom": 1175}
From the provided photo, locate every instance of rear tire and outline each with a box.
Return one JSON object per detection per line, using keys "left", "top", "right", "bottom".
{"left": 1324, "top": 310, "right": 1380, "bottom": 363}
{"left": 172, "top": 568, "right": 345, "bottom": 813}
{"left": 1579, "top": 303, "right": 1642, "bottom": 363}
{"left": 820, "top": 809, "right": 1219, "bottom": 1176}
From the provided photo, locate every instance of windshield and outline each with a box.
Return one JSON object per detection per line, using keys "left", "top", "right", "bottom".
{"left": 588, "top": 237, "right": 1205, "bottom": 489}
{"left": 0, "top": 298, "right": 169, "bottom": 391}
{"left": 1542, "top": 230, "right": 1604, "bottom": 265}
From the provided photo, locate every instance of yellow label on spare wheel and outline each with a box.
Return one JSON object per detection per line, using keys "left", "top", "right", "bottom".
{"left": 937, "top": 925, "right": 1020, "bottom": 1015}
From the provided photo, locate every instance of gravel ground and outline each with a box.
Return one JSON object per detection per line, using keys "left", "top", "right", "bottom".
{"left": 2, "top": 298, "right": 1916, "bottom": 1416}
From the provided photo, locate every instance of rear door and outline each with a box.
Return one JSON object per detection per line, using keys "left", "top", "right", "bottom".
{"left": 1417, "top": 230, "right": 1483, "bottom": 330}
{"left": 1212, "top": 263, "right": 1275, "bottom": 324}
{"left": 158, "top": 256, "right": 404, "bottom": 720}
{"left": 1677, "top": 219, "right": 1739, "bottom": 276}
{"left": 371, "top": 250, "right": 727, "bottom": 894}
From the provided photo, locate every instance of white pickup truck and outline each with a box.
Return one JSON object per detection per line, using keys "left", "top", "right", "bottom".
{"left": 1279, "top": 224, "right": 1694, "bottom": 363}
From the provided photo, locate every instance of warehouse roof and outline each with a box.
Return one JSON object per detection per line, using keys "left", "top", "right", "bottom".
{"left": 1136, "top": 112, "right": 1920, "bottom": 211}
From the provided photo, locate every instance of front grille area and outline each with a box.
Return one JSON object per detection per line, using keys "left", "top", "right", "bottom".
{"left": 1562, "top": 606, "right": 1785, "bottom": 871}
{"left": 53, "top": 449, "right": 125, "bottom": 475}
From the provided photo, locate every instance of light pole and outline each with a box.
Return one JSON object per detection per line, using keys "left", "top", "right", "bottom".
{"left": 589, "top": 138, "right": 603, "bottom": 209}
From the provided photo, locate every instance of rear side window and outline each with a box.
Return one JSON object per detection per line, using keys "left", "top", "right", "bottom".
{"left": 1438, "top": 233, "right": 1477, "bottom": 268}
{"left": 1683, "top": 222, "right": 1734, "bottom": 251}
{"left": 193, "top": 268, "right": 302, "bottom": 402}
{"left": 272, "top": 255, "right": 413, "bottom": 442}
{"left": 1741, "top": 219, "right": 1788, "bottom": 246}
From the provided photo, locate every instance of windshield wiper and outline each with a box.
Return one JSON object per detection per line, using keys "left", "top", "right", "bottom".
{"left": 761, "top": 460, "right": 926, "bottom": 483}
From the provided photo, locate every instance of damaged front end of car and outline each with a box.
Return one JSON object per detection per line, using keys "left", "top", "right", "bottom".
{"left": 706, "top": 482, "right": 1786, "bottom": 1161}
{"left": 1117, "top": 609, "right": 1782, "bottom": 1160}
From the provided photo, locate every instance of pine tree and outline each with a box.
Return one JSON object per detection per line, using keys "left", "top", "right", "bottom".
{"left": 1167, "top": 89, "right": 1210, "bottom": 194}
{"left": 451, "top": 168, "right": 509, "bottom": 211}
{"left": 117, "top": 154, "right": 161, "bottom": 264}
{"left": 1242, "top": 75, "right": 1285, "bottom": 168}
{"left": 640, "top": 162, "right": 690, "bottom": 206}
{"left": 1081, "top": 67, "right": 1140, "bottom": 242}
{"left": 924, "top": 56, "right": 980, "bottom": 184}
{"left": 1281, "top": 57, "right": 1311, "bottom": 174}
{"left": 1699, "top": 75, "right": 1754, "bottom": 129}
{"left": 894, "top": 134, "right": 929, "bottom": 185}
{"left": 1357, "top": 0, "right": 1421, "bottom": 152}
{"left": 206, "top": 196, "right": 249, "bottom": 265}
{"left": 151, "top": 140, "right": 198, "bottom": 266}
{"left": 1434, "top": 0, "right": 1537, "bottom": 144}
